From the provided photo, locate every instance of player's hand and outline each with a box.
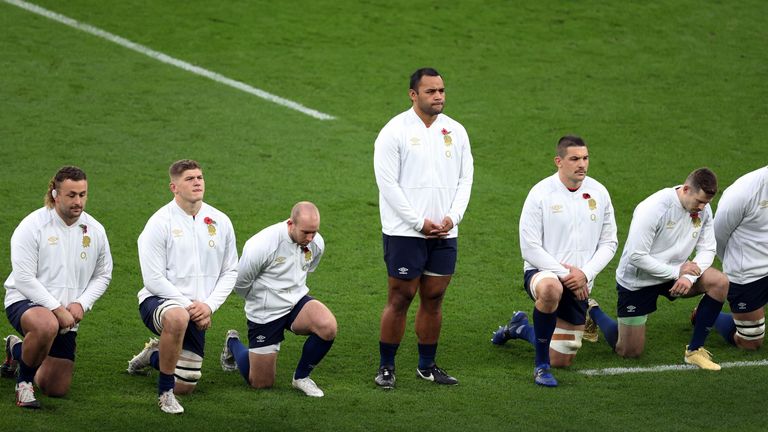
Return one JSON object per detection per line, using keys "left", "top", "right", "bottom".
{"left": 670, "top": 277, "right": 693, "bottom": 297}
{"left": 187, "top": 301, "right": 212, "bottom": 323}
{"left": 421, "top": 218, "right": 447, "bottom": 239}
{"left": 194, "top": 316, "right": 212, "bottom": 331}
{"left": 679, "top": 261, "right": 701, "bottom": 278}
{"left": 437, "top": 216, "right": 454, "bottom": 236}
{"left": 52, "top": 306, "right": 76, "bottom": 331}
{"left": 66, "top": 302, "right": 84, "bottom": 324}
{"left": 561, "top": 264, "right": 589, "bottom": 300}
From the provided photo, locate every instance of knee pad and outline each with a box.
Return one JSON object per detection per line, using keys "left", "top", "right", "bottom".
{"left": 174, "top": 350, "right": 203, "bottom": 385}
{"left": 152, "top": 300, "right": 185, "bottom": 333}
{"left": 734, "top": 318, "right": 765, "bottom": 341}
{"left": 550, "top": 328, "right": 583, "bottom": 355}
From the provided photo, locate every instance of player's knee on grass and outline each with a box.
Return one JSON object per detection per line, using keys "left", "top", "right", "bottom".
{"left": 173, "top": 350, "right": 202, "bottom": 394}
{"left": 549, "top": 328, "right": 583, "bottom": 367}
{"left": 36, "top": 359, "right": 73, "bottom": 397}
{"left": 615, "top": 316, "right": 646, "bottom": 358}
{"left": 734, "top": 317, "right": 765, "bottom": 350}
{"left": 37, "top": 376, "right": 71, "bottom": 397}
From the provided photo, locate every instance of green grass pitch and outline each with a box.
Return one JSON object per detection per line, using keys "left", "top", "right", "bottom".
{"left": 1, "top": 0, "right": 767, "bottom": 430}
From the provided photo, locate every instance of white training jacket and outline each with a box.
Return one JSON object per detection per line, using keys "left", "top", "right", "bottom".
{"left": 714, "top": 166, "right": 768, "bottom": 285}
{"left": 4, "top": 208, "right": 113, "bottom": 325}
{"left": 519, "top": 174, "right": 618, "bottom": 292}
{"left": 137, "top": 200, "right": 237, "bottom": 313}
{"left": 616, "top": 187, "right": 716, "bottom": 290}
{"left": 234, "top": 221, "right": 324, "bottom": 324}
{"left": 374, "top": 108, "right": 474, "bottom": 238}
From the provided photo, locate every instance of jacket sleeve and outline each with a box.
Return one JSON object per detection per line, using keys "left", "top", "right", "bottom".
{"left": 234, "top": 236, "right": 270, "bottom": 299}
{"left": 519, "top": 191, "right": 568, "bottom": 277}
{"left": 374, "top": 127, "right": 424, "bottom": 232}
{"left": 8, "top": 221, "right": 61, "bottom": 310}
{"left": 446, "top": 130, "right": 474, "bottom": 227}
{"left": 582, "top": 193, "right": 619, "bottom": 285}
{"left": 627, "top": 203, "right": 678, "bottom": 280}
{"left": 138, "top": 218, "right": 192, "bottom": 307}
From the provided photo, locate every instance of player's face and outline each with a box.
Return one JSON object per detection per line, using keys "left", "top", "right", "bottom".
{"left": 681, "top": 186, "right": 712, "bottom": 213}
{"left": 54, "top": 179, "right": 88, "bottom": 225}
{"left": 409, "top": 75, "right": 445, "bottom": 118}
{"left": 555, "top": 146, "right": 589, "bottom": 187}
{"left": 288, "top": 214, "right": 320, "bottom": 246}
{"left": 170, "top": 169, "right": 205, "bottom": 205}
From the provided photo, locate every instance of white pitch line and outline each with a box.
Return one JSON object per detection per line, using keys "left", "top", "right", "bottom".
{"left": 579, "top": 359, "right": 768, "bottom": 376}
{"left": 3, "top": 0, "right": 336, "bottom": 121}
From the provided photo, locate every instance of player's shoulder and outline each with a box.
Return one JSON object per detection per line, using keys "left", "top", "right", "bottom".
{"left": 379, "top": 109, "right": 413, "bottom": 132}
{"left": 529, "top": 173, "right": 559, "bottom": 194}
{"left": 147, "top": 200, "right": 174, "bottom": 221}
{"left": 15, "top": 207, "right": 53, "bottom": 234}
{"left": 636, "top": 187, "right": 676, "bottom": 216}
{"left": 724, "top": 167, "right": 767, "bottom": 197}
{"left": 312, "top": 232, "right": 325, "bottom": 251}
{"left": 245, "top": 221, "right": 284, "bottom": 252}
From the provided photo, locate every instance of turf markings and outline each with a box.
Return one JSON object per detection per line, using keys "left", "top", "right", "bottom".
{"left": 579, "top": 359, "right": 768, "bottom": 376}
{"left": 4, "top": 0, "right": 336, "bottom": 121}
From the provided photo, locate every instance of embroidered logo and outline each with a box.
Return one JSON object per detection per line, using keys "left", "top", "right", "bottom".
{"left": 760, "top": 200, "right": 768, "bottom": 209}
{"left": 80, "top": 224, "right": 90, "bottom": 248}
{"left": 172, "top": 229, "right": 183, "bottom": 238}
{"left": 48, "top": 236, "right": 59, "bottom": 245}
{"left": 410, "top": 137, "right": 421, "bottom": 145}
{"left": 551, "top": 205, "right": 563, "bottom": 213}
{"left": 690, "top": 212, "right": 701, "bottom": 228}
{"left": 626, "top": 305, "right": 636, "bottom": 313}
{"left": 666, "top": 220, "right": 676, "bottom": 229}
{"left": 441, "top": 128, "right": 452, "bottom": 145}
{"left": 275, "top": 256, "right": 286, "bottom": 264}
{"left": 204, "top": 217, "right": 217, "bottom": 236}
{"left": 737, "top": 302, "right": 747, "bottom": 310}
{"left": 398, "top": 267, "right": 409, "bottom": 275}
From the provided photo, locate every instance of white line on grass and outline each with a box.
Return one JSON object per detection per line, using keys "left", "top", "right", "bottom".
{"left": 4, "top": 0, "right": 336, "bottom": 121}
{"left": 579, "top": 359, "right": 768, "bottom": 376}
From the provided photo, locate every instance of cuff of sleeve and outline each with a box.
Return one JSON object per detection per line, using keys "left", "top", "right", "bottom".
{"left": 73, "top": 299, "right": 91, "bottom": 312}
{"left": 584, "top": 270, "right": 596, "bottom": 284}
{"left": 413, "top": 219, "right": 424, "bottom": 233}
{"left": 46, "top": 301, "right": 63, "bottom": 311}
{"left": 205, "top": 301, "right": 217, "bottom": 314}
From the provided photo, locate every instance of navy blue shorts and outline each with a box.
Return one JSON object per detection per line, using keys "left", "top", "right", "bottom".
{"left": 382, "top": 234, "right": 457, "bottom": 280}
{"left": 139, "top": 297, "right": 206, "bottom": 357}
{"left": 247, "top": 295, "right": 314, "bottom": 349}
{"left": 5, "top": 300, "right": 78, "bottom": 361}
{"left": 616, "top": 281, "right": 676, "bottom": 317}
{"left": 523, "top": 269, "right": 587, "bottom": 325}
{"left": 727, "top": 275, "right": 768, "bottom": 314}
